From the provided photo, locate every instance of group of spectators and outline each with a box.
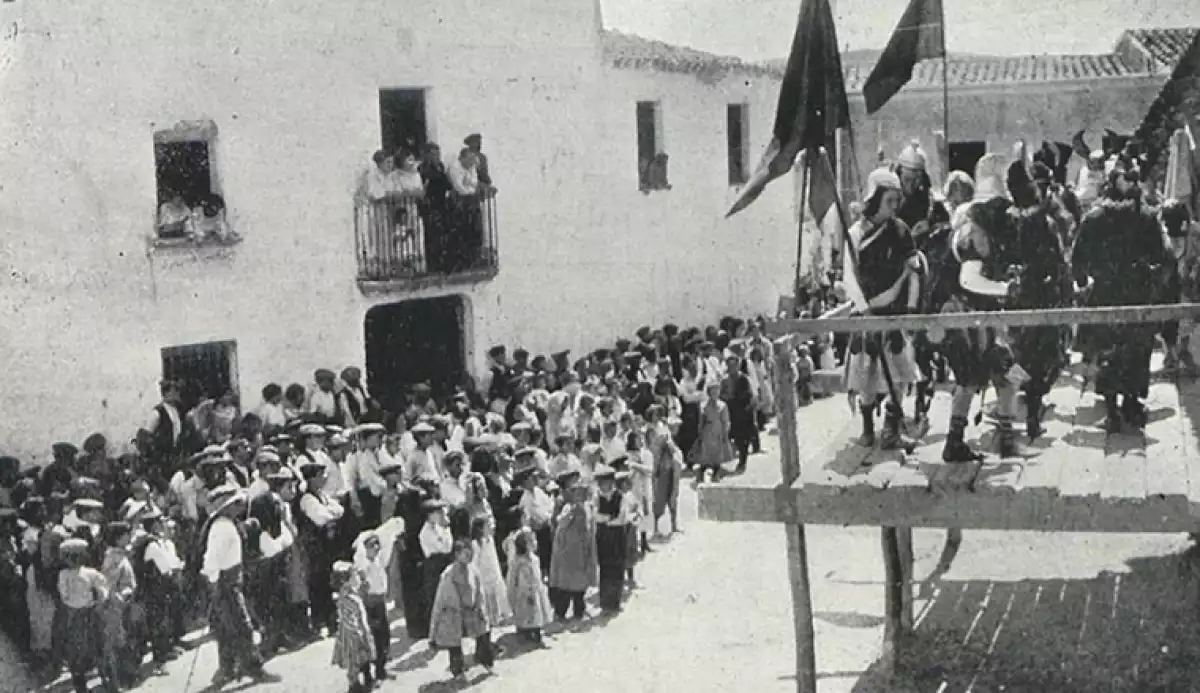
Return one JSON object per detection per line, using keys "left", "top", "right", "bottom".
{"left": 0, "top": 312, "right": 838, "bottom": 691}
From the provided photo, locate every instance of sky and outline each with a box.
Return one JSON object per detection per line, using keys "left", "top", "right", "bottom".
{"left": 602, "top": 0, "right": 1200, "bottom": 61}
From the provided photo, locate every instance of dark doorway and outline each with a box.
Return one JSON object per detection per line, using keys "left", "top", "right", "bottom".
{"left": 379, "top": 89, "right": 429, "bottom": 156}
{"left": 948, "top": 141, "right": 986, "bottom": 177}
{"left": 364, "top": 296, "right": 466, "bottom": 412}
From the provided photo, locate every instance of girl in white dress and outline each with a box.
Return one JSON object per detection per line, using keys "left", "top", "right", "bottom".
{"left": 470, "top": 515, "right": 511, "bottom": 627}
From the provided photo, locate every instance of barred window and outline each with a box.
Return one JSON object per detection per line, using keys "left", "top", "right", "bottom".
{"left": 161, "top": 340, "right": 238, "bottom": 412}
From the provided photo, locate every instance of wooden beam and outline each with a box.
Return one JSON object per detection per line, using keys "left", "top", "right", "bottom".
{"left": 765, "top": 303, "right": 1200, "bottom": 338}
{"left": 698, "top": 483, "right": 1200, "bottom": 532}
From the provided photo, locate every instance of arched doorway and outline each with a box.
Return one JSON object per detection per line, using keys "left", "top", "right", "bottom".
{"left": 364, "top": 295, "right": 468, "bottom": 413}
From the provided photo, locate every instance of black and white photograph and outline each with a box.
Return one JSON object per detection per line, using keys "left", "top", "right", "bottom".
{"left": 2, "top": 0, "right": 1200, "bottom": 691}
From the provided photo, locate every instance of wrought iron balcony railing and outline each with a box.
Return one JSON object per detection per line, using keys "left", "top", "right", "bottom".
{"left": 354, "top": 191, "right": 499, "bottom": 286}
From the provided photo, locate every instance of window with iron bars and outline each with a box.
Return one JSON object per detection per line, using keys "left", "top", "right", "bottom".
{"left": 160, "top": 340, "right": 239, "bottom": 413}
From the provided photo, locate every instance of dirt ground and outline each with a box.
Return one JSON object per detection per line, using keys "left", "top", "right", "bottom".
{"left": 23, "top": 394, "right": 1200, "bottom": 693}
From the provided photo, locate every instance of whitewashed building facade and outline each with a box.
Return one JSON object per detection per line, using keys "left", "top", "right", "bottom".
{"left": 0, "top": 0, "right": 799, "bottom": 460}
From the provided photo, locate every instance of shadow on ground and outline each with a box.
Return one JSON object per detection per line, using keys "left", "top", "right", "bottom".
{"left": 846, "top": 545, "right": 1200, "bottom": 693}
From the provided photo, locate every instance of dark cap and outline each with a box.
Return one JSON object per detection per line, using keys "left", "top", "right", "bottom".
{"left": 52, "top": 442, "right": 78, "bottom": 458}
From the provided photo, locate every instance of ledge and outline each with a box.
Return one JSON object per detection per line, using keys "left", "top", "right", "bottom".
{"left": 145, "top": 236, "right": 243, "bottom": 268}
{"left": 356, "top": 264, "right": 498, "bottom": 295}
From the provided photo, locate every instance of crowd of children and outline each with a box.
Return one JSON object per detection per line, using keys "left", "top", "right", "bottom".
{"left": 0, "top": 314, "right": 828, "bottom": 692}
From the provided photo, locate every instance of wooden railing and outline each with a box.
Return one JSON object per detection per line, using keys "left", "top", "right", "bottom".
{"left": 353, "top": 192, "right": 499, "bottom": 284}
{"left": 765, "top": 303, "right": 1200, "bottom": 339}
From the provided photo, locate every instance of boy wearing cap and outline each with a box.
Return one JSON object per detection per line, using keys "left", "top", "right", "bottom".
{"left": 592, "top": 465, "right": 628, "bottom": 613}
{"left": 306, "top": 370, "right": 340, "bottom": 424}
{"left": 131, "top": 509, "right": 185, "bottom": 667}
{"left": 406, "top": 422, "right": 441, "bottom": 483}
{"left": 57, "top": 537, "right": 108, "bottom": 693}
{"left": 295, "top": 461, "right": 345, "bottom": 638}
{"left": 345, "top": 423, "right": 391, "bottom": 531}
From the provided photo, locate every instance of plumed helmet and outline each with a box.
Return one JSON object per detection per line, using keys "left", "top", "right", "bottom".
{"left": 863, "top": 167, "right": 901, "bottom": 203}
{"left": 896, "top": 140, "right": 927, "bottom": 171}
{"left": 973, "top": 154, "right": 1008, "bottom": 201}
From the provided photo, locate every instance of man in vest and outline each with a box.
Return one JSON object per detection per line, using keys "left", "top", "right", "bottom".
{"left": 337, "top": 367, "right": 379, "bottom": 429}
{"left": 139, "top": 380, "right": 193, "bottom": 484}
{"left": 201, "top": 485, "right": 280, "bottom": 688}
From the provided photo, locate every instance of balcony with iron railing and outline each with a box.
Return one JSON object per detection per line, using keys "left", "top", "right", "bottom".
{"left": 353, "top": 191, "right": 499, "bottom": 292}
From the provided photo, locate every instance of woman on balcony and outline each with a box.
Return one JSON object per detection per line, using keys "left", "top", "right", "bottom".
{"left": 393, "top": 151, "right": 427, "bottom": 272}
{"left": 359, "top": 151, "right": 419, "bottom": 276}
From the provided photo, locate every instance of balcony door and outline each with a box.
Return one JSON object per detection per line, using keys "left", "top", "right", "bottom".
{"left": 379, "top": 89, "right": 429, "bottom": 155}
{"left": 364, "top": 295, "right": 466, "bottom": 413}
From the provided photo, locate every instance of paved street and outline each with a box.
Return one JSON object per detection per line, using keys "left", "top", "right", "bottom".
{"left": 18, "top": 394, "right": 1200, "bottom": 692}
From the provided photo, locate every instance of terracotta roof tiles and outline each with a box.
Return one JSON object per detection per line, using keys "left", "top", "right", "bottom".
{"left": 602, "top": 26, "right": 1200, "bottom": 92}
{"left": 1124, "top": 28, "right": 1199, "bottom": 69}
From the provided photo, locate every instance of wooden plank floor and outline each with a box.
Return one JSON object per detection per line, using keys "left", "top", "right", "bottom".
{"left": 700, "top": 354, "right": 1200, "bottom": 533}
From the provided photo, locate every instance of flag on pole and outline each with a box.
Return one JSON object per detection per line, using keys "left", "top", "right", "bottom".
{"left": 725, "top": 0, "right": 849, "bottom": 219}
{"left": 862, "top": 0, "right": 945, "bottom": 115}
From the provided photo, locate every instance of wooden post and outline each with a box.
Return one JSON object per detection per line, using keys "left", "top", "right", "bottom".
{"left": 773, "top": 337, "right": 818, "bottom": 693}
{"left": 881, "top": 525, "right": 915, "bottom": 675}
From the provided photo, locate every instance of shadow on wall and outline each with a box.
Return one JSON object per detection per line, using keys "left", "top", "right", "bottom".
{"left": 844, "top": 547, "right": 1200, "bottom": 692}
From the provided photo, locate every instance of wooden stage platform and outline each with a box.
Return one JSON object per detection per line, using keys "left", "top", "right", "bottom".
{"left": 700, "top": 359, "right": 1200, "bottom": 534}
{"left": 698, "top": 305, "right": 1200, "bottom": 693}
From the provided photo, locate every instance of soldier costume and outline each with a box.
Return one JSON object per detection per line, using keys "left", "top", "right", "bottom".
{"left": 842, "top": 167, "right": 924, "bottom": 450}
{"left": 896, "top": 141, "right": 953, "bottom": 427}
{"left": 1071, "top": 158, "right": 1174, "bottom": 431}
{"left": 934, "top": 154, "right": 1023, "bottom": 461}
{"left": 1007, "top": 157, "right": 1075, "bottom": 440}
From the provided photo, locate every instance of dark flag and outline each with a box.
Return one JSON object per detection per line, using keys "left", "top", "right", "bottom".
{"left": 726, "top": 0, "right": 849, "bottom": 219}
{"left": 862, "top": 0, "right": 945, "bottom": 115}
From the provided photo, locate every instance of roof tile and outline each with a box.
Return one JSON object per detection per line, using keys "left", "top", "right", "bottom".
{"left": 1125, "top": 28, "right": 1199, "bottom": 68}
{"left": 602, "top": 27, "right": 1200, "bottom": 91}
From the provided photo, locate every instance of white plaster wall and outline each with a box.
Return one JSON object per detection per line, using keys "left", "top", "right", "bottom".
{"left": 0, "top": 0, "right": 795, "bottom": 462}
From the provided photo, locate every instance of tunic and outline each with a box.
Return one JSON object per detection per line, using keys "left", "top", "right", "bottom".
{"left": 938, "top": 197, "right": 1021, "bottom": 388}
{"left": 842, "top": 217, "right": 921, "bottom": 398}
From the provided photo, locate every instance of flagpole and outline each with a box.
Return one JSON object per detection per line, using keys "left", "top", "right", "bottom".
{"left": 940, "top": 4, "right": 950, "bottom": 175}
{"left": 793, "top": 153, "right": 811, "bottom": 318}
